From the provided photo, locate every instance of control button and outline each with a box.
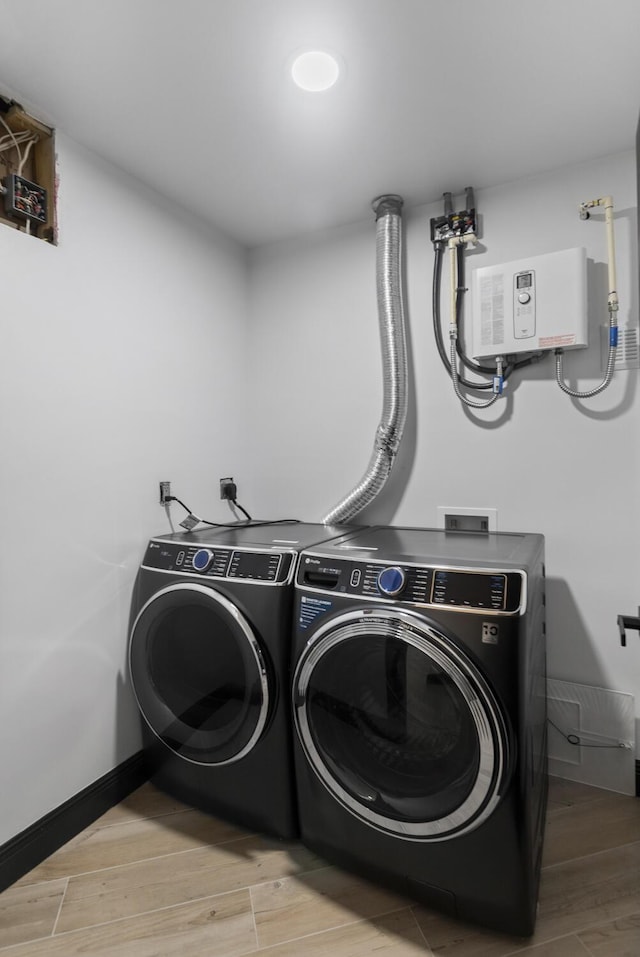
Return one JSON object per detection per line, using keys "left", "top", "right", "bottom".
{"left": 192, "top": 549, "right": 214, "bottom": 572}
{"left": 176, "top": 551, "right": 185, "bottom": 566}
{"left": 518, "top": 292, "right": 531, "bottom": 304}
{"left": 377, "top": 566, "right": 406, "bottom": 597}
{"left": 350, "top": 569, "right": 361, "bottom": 588}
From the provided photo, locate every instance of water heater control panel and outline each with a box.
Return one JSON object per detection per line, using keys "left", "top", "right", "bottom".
{"left": 513, "top": 270, "right": 536, "bottom": 339}
{"left": 472, "top": 246, "right": 587, "bottom": 359}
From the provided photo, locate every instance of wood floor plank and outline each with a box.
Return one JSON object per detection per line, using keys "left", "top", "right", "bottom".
{"left": 578, "top": 911, "right": 640, "bottom": 955}
{"left": 535, "top": 841, "right": 640, "bottom": 940}
{"left": 251, "top": 864, "right": 411, "bottom": 948}
{"left": 542, "top": 792, "right": 640, "bottom": 866}
{"left": 15, "top": 808, "right": 247, "bottom": 886}
{"left": 411, "top": 907, "right": 528, "bottom": 957}
{"left": 56, "top": 832, "right": 324, "bottom": 932}
{"left": 0, "top": 888, "right": 256, "bottom": 957}
{"left": 0, "top": 880, "right": 67, "bottom": 949}
{"left": 546, "top": 776, "right": 612, "bottom": 812}
{"left": 95, "top": 783, "right": 192, "bottom": 827}
{"left": 3, "top": 778, "right": 639, "bottom": 955}
{"left": 252, "top": 908, "right": 433, "bottom": 956}
{"left": 505, "top": 936, "right": 592, "bottom": 956}
{"left": 411, "top": 841, "right": 640, "bottom": 956}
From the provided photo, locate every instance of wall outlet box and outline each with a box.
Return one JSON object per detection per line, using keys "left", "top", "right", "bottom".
{"left": 436, "top": 506, "right": 498, "bottom": 532}
{"left": 472, "top": 247, "right": 587, "bottom": 360}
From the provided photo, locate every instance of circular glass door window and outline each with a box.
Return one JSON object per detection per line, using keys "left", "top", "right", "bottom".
{"left": 293, "top": 609, "right": 509, "bottom": 839}
{"left": 130, "top": 583, "right": 269, "bottom": 765}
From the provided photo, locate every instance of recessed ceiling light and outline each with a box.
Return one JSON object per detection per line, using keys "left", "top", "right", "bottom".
{"left": 291, "top": 51, "right": 340, "bottom": 92}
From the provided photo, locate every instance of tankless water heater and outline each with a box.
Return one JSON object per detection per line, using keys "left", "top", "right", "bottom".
{"left": 471, "top": 246, "right": 587, "bottom": 360}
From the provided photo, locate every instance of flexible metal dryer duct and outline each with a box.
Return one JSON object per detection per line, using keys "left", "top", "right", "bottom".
{"left": 322, "top": 195, "right": 408, "bottom": 525}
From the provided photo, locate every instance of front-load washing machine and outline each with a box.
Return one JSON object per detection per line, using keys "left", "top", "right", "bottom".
{"left": 291, "top": 525, "right": 547, "bottom": 935}
{"left": 128, "top": 522, "right": 352, "bottom": 840}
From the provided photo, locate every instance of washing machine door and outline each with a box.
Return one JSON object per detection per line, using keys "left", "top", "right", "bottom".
{"left": 293, "top": 608, "right": 510, "bottom": 840}
{"left": 129, "top": 583, "right": 270, "bottom": 765}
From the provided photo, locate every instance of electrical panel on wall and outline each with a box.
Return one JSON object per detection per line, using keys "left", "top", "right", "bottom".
{"left": 0, "top": 96, "right": 56, "bottom": 243}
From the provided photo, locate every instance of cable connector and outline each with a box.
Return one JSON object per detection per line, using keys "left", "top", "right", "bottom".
{"left": 179, "top": 513, "right": 201, "bottom": 531}
{"left": 220, "top": 477, "right": 237, "bottom": 501}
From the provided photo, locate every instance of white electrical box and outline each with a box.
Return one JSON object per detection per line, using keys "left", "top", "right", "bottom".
{"left": 471, "top": 247, "right": 587, "bottom": 359}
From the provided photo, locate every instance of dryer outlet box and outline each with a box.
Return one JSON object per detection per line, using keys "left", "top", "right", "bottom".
{"left": 471, "top": 247, "right": 587, "bottom": 360}
{"left": 437, "top": 506, "right": 498, "bottom": 533}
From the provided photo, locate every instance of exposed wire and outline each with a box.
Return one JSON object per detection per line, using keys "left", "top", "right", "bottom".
{"left": 0, "top": 117, "right": 39, "bottom": 180}
{"left": 547, "top": 718, "right": 628, "bottom": 750}
{"left": 232, "top": 499, "right": 253, "bottom": 522}
{"left": 165, "top": 494, "right": 300, "bottom": 529}
{"left": 0, "top": 114, "right": 24, "bottom": 167}
{"left": 17, "top": 135, "right": 38, "bottom": 175}
{"left": 0, "top": 130, "right": 36, "bottom": 155}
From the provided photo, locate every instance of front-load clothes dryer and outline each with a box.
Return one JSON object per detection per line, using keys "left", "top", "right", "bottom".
{"left": 128, "top": 522, "right": 352, "bottom": 841}
{"left": 291, "top": 525, "right": 547, "bottom": 935}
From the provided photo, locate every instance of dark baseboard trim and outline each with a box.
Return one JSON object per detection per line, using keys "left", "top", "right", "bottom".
{"left": 0, "top": 751, "right": 149, "bottom": 893}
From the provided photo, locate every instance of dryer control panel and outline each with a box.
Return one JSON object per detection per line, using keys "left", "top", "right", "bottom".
{"left": 297, "top": 554, "right": 524, "bottom": 614}
{"left": 143, "top": 539, "right": 293, "bottom": 584}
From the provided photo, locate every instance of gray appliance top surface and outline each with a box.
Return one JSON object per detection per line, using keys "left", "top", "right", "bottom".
{"left": 305, "top": 525, "right": 544, "bottom": 568}
{"left": 152, "top": 522, "right": 355, "bottom": 551}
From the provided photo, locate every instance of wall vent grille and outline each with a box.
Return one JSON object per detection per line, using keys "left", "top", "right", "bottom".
{"left": 602, "top": 325, "right": 640, "bottom": 371}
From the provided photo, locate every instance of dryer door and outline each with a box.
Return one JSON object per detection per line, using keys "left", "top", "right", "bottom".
{"left": 293, "top": 608, "right": 510, "bottom": 840}
{"left": 130, "top": 583, "right": 269, "bottom": 765}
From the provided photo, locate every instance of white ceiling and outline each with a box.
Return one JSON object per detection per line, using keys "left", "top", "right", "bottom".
{"left": 1, "top": 0, "right": 639, "bottom": 248}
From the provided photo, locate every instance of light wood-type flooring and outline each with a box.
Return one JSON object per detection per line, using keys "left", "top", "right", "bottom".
{"left": 1, "top": 776, "right": 639, "bottom": 956}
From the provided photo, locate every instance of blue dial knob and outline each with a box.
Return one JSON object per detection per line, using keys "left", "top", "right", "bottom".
{"left": 378, "top": 566, "right": 406, "bottom": 597}
{"left": 192, "top": 548, "right": 213, "bottom": 572}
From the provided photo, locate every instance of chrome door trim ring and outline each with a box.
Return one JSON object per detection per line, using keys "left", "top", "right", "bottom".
{"left": 293, "top": 607, "right": 508, "bottom": 840}
{"left": 129, "top": 582, "right": 270, "bottom": 766}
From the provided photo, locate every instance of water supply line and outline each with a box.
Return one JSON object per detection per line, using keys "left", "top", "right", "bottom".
{"left": 430, "top": 189, "right": 532, "bottom": 409}
{"left": 447, "top": 234, "right": 503, "bottom": 409}
{"left": 322, "top": 195, "right": 408, "bottom": 525}
{"left": 555, "top": 195, "right": 619, "bottom": 397}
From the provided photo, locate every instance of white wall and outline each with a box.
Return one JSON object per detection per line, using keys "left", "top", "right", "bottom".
{"left": 247, "top": 150, "right": 640, "bottom": 783}
{"left": 1, "top": 136, "right": 637, "bottom": 848}
{"left": 0, "top": 133, "right": 249, "bottom": 845}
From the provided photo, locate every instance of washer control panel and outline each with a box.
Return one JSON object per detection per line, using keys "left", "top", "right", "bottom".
{"left": 143, "top": 539, "right": 291, "bottom": 583}
{"left": 298, "top": 554, "right": 523, "bottom": 613}
{"left": 377, "top": 566, "right": 406, "bottom": 597}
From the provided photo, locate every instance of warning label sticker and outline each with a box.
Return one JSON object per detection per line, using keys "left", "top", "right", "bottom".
{"left": 538, "top": 334, "right": 577, "bottom": 349}
{"left": 299, "top": 595, "right": 333, "bottom": 630}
